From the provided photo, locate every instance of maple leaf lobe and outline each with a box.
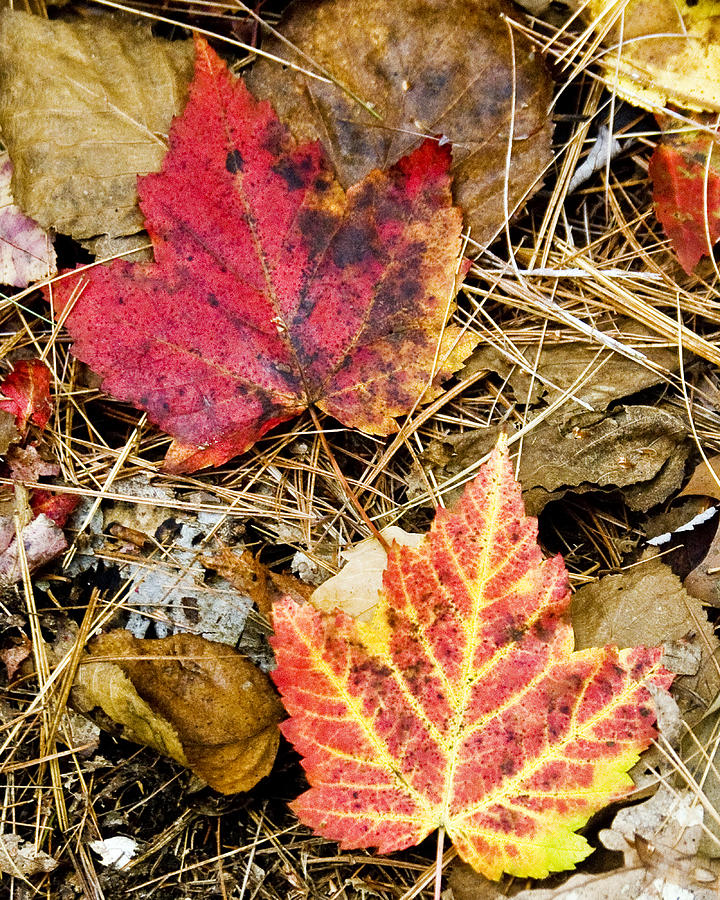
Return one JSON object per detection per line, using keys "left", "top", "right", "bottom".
{"left": 271, "top": 442, "right": 673, "bottom": 880}
{"left": 53, "top": 37, "right": 474, "bottom": 472}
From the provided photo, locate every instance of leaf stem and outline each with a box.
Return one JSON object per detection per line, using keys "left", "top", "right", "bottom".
{"left": 434, "top": 827, "right": 445, "bottom": 900}
{"left": 308, "top": 407, "right": 390, "bottom": 552}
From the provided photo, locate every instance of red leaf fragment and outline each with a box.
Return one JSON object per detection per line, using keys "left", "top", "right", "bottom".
{"left": 271, "top": 442, "right": 673, "bottom": 880}
{"left": 0, "top": 359, "right": 52, "bottom": 432}
{"left": 51, "top": 37, "right": 475, "bottom": 473}
{"left": 649, "top": 137, "right": 720, "bottom": 273}
{"left": 30, "top": 490, "right": 79, "bottom": 527}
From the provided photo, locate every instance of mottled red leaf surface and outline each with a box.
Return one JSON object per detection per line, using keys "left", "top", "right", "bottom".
{"left": 52, "top": 37, "right": 475, "bottom": 473}
{"left": 271, "top": 442, "right": 673, "bottom": 880}
{"left": 0, "top": 359, "right": 52, "bottom": 431}
{"left": 649, "top": 136, "right": 720, "bottom": 273}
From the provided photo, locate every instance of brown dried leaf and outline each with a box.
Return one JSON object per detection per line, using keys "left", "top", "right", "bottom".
{"left": 417, "top": 406, "right": 689, "bottom": 515}
{"left": 463, "top": 326, "right": 680, "bottom": 408}
{"left": 0, "top": 10, "right": 194, "bottom": 240}
{"left": 202, "top": 545, "right": 312, "bottom": 619}
{"left": 246, "top": 0, "right": 552, "bottom": 245}
{"left": 680, "top": 455, "right": 720, "bottom": 503}
{"left": 74, "top": 631, "right": 283, "bottom": 793}
{"left": 572, "top": 550, "right": 720, "bottom": 714}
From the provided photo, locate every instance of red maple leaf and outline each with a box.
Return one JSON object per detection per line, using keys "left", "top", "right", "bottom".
{"left": 271, "top": 441, "right": 673, "bottom": 880}
{"left": 51, "top": 37, "right": 475, "bottom": 473}
{"left": 650, "top": 135, "right": 720, "bottom": 273}
{"left": 0, "top": 359, "right": 52, "bottom": 431}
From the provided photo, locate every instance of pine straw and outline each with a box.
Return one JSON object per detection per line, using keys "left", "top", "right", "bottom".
{"left": 3, "top": 1, "right": 720, "bottom": 897}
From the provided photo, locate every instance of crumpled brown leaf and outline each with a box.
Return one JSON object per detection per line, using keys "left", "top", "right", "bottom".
{"left": 73, "top": 631, "right": 283, "bottom": 794}
{"left": 416, "top": 405, "right": 689, "bottom": 515}
{"left": 572, "top": 549, "right": 720, "bottom": 716}
{"left": 246, "top": 0, "right": 552, "bottom": 246}
{"left": 0, "top": 10, "right": 194, "bottom": 240}
{"left": 202, "top": 545, "right": 313, "bottom": 619}
{"left": 463, "top": 324, "right": 680, "bottom": 409}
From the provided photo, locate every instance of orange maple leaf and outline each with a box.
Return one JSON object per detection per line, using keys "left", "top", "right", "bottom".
{"left": 271, "top": 441, "right": 673, "bottom": 880}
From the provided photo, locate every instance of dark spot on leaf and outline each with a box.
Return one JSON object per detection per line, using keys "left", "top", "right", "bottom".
{"left": 331, "top": 223, "right": 377, "bottom": 268}
{"left": 262, "top": 121, "right": 289, "bottom": 156}
{"left": 298, "top": 207, "right": 339, "bottom": 260}
{"left": 225, "top": 149, "right": 244, "bottom": 174}
{"left": 272, "top": 156, "right": 313, "bottom": 191}
{"left": 207, "top": 294, "right": 219, "bottom": 308}
{"left": 640, "top": 707, "right": 652, "bottom": 718}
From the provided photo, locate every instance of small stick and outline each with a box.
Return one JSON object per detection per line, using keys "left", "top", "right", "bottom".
{"left": 308, "top": 407, "right": 390, "bottom": 552}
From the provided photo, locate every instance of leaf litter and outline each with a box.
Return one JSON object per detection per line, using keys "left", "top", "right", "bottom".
{"left": 4, "top": 0, "right": 720, "bottom": 897}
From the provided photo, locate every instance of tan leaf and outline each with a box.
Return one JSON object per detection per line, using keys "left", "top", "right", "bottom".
{"left": 581, "top": 0, "right": 720, "bottom": 113}
{"left": 246, "top": 0, "right": 552, "bottom": 245}
{"left": 74, "top": 631, "right": 283, "bottom": 793}
{"left": 0, "top": 10, "right": 194, "bottom": 240}
{"left": 680, "top": 455, "right": 720, "bottom": 503}
{"left": 311, "top": 526, "right": 423, "bottom": 621}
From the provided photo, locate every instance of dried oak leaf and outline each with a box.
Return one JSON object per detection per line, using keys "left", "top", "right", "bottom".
{"left": 580, "top": 0, "right": 720, "bottom": 113}
{"left": 53, "top": 37, "right": 474, "bottom": 473}
{"left": 0, "top": 359, "right": 52, "bottom": 432}
{"left": 649, "top": 133, "right": 720, "bottom": 273}
{"left": 271, "top": 441, "right": 673, "bottom": 879}
{"left": 74, "top": 631, "right": 283, "bottom": 793}
{"left": 246, "top": 0, "right": 553, "bottom": 246}
{"left": 0, "top": 10, "right": 194, "bottom": 240}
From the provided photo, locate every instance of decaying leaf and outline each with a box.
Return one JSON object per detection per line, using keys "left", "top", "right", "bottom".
{"left": 463, "top": 323, "right": 680, "bottom": 409}
{"left": 271, "top": 442, "right": 672, "bottom": 879}
{"left": 0, "top": 359, "right": 52, "bottom": 432}
{"left": 312, "top": 526, "right": 423, "bottom": 621}
{"left": 202, "top": 544, "right": 313, "bottom": 619}
{"left": 74, "top": 631, "right": 283, "bottom": 794}
{"left": 0, "top": 513, "right": 68, "bottom": 583}
{"left": 0, "top": 833, "right": 57, "bottom": 877}
{"left": 0, "top": 10, "right": 194, "bottom": 240}
{"left": 685, "top": 523, "right": 720, "bottom": 607}
{"left": 0, "top": 151, "right": 55, "bottom": 287}
{"left": 54, "top": 37, "right": 475, "bottom": 473}
{"left": 247, "top": 0, "right": 553, "bottom": 246}
{"left": 581, "top": 0, "right": 720, "bottom": 113}
{"left": 417, "top": 405, "right": 688, "bottom": 515}
{"left": 0, "top": 409, "right": 18, "bottom": 455}
{"left": 680, "top": 455, "right": 720, "bottom": 502}
{"left": 450, "top": 786, "right": 719, "bottom": 899}
{"left": 649, "top": 133, "right": 720, "bottom": 273}
{"left": 572, "top": 550, "right": 720, "bottom": 714}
